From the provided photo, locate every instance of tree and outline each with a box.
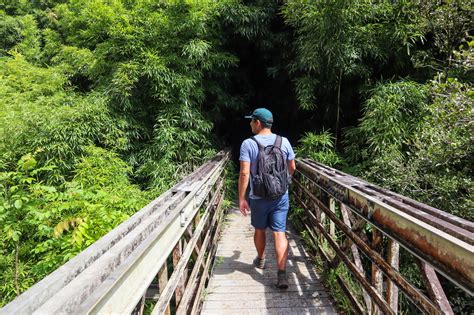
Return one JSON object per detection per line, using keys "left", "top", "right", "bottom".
{"left": 283, "top": 0, "right": 424, "bottom": 144}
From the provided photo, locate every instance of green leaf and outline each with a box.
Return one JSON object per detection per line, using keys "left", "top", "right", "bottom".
{"left": 14, "top": 199, "right": 23, "bottom": 209}
{"left": 12, "top": 231, "right": 20, "bottom": 242}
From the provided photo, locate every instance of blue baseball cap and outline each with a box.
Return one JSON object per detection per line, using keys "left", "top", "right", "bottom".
{"left": 244, "top": 108, "right": 274, "bottom": 125}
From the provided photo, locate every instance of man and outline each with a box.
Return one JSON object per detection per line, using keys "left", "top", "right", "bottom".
{"left": 238, "top": 108, "right": 296, "bottom": 289}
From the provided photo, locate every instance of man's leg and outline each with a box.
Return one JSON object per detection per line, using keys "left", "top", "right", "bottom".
{"left": 254, "top": 228, "right": 266, "bottom": 259}
{"left": 273, "top": 231, "right": 288, "bottom": 270}
{"left": 250, "top": 198, "right": 268, "bottom": 268}
{"left": 269, "top": 194, "right": 290, "bottom": 288}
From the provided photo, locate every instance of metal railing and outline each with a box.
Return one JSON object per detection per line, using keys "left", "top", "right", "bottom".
{"left": 291, "top": 158, "right": 473, "bottom": 314}
{"left": 1, "top": 151, "right": 230, "bottom": 315}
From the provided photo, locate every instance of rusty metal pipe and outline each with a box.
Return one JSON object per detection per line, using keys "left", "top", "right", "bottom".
{"left": 293, "top": 196, "right": 365, "bottom": 314}
{"left": 295, "top": 159, "right": 474, "bottom": 295}
{"left": 293, "top": 192, "right": 395, "bottom": 315}
{"left": 293, "top": 179, "right": 443, "bottom": 314}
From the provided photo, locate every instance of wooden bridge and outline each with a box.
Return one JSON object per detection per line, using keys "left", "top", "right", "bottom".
{"left": 1, "top": 151, "right": 473, "bottom": 314}
{"left": 201, "top": 208, "right": 336, "bottom": 314}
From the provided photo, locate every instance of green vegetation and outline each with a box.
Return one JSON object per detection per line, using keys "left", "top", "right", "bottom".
{"left": 0, "top": 0, "right": 240, "bottom": 305}
{"left": 0, "top": 0, "right": 472, "bottom": 311}
{"left": 286, "top": 0, "right": 473, "bottom": 222}
{"left": 284, "top": 1, "right": 472, "bottom": 313}
{"left": 296, "top": 130, "right": 343, "bottom": 167}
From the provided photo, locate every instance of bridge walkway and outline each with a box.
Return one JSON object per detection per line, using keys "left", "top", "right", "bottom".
{"left": 202, "top": 207, "right": 337, "bottom": 314}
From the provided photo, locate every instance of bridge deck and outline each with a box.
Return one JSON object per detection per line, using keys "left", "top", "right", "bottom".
{"left": 202, "top": 208, "right": 337, "bottom": 314}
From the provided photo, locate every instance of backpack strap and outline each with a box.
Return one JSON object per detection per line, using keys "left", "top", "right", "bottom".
{"left": 274, "top": 135, "right": 282, "bottom": 148}
{"left": 250, "top": 136, "right": 265, "bottom": 150}
{"left": 274, "top": 135, "right": 286, "bottom": 163}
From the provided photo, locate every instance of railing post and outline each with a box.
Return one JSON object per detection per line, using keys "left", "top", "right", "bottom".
{"left": 173, "top": 240, "right": 185, "bottom": 306}
{"left": 341, "top": 204, "right": 372, "bottom": 313}
{"left": 131, "top": 295, "right": 146, "bottom": 315}
{"left": 329, "top": 198, "right": 336, "bottom": 238}
{"left": 158, "top": 264, "right": 171, "bottom": 315}
{"left": 418, "top": 261, "right": 454, "bottom": 315}
{"left": 371, "top": 228, "right": 384, "bottom": 315}
{"left": 386, "top": 239, "right": 399, "bottom": 313}
{"left": 191, "top": 216, "right": 201, "bottom": 265}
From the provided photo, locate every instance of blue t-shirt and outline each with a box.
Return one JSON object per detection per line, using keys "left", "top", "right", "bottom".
{"left": 239, "top": 134, "right": 295, "bottom": 199}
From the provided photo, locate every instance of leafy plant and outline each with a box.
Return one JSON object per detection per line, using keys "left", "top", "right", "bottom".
{"left": 0, "top": 54, "right": 128, "bottom": 176}
{"left": 0, "top": 147, "right": 148, "bottom": 306}
{"left": 283, "top": 0, "right": 424, "bottom": 141}
{"left": 296, "top": 131, "right": 343, "bottom": 167}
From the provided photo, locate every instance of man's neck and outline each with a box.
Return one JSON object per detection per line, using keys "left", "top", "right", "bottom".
{"left": 256, "top": 128, "right": 272, "bottom": 136}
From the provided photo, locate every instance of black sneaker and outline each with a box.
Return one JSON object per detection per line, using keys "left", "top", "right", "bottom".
{"left": 254, "top": 257, "right": 266, "bottom": 269}
{"left": 276, "top": 270, "right": 288, "bottom": 289}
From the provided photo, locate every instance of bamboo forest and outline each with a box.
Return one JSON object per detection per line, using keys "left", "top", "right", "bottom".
{"left": 0, "top": 0, "right": 472, "bottom": 313}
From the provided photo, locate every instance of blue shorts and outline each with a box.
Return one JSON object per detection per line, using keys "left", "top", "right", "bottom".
{"left": 249, "top": 193, "right": 289, "bottom": 232}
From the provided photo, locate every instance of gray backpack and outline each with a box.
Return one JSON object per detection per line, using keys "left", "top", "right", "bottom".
{"left": 251, "top": 135, "right": 290, "bottom": 199}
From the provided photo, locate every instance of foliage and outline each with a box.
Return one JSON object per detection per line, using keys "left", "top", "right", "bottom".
{"left": 412, "top": 0, "right": 473, "bottom": 76}
{"left": 343, "top": 50, "right": 472, "bottom": 222}
{"left": 0, "top": 147, "right": 147, "bottom": 305}
{"left": 47, "top": 0, "right": 237, "bottom": 187}
{"left": 411, "top": 77, "right": 473, "bottom": 220}
{"left": 296, "top": 131, "right": 343, "bottom": 167}
{"left": 134, "top": 102, "right": 216, "bottom": 192}
{"left": 0, "top": 0, "right": 240, "bottom": 190}
{"left": 282, "top": 0, "right": 425, "bottom": 143}
{"left": 282, "top": 0, "right": 472, "bottom": 147}
{"left": 0, "top": 0, "right": 242, "bottom": 306}
{"left": 0, "top": 12, "right": 41, "bottom": 62}
{"left": 0, "top": 0, "right": 472, "bottom": 311}
{"left": 344, "top": 81, "right": 428, "bottom": 163}
{"left": 222, "top": 162, "right": 238, "bottom": 210}
{"left": 0, "top": 11, "right": 23, "bottom": 56}
{"left": 0, "top": 54, "right": 127, "bottom": 176}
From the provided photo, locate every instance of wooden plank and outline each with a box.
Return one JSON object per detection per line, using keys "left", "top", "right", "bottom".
{"left": 203, "top": 291, "right": 330, "bottom": 300}
{"left": 207, "top": 279, "right": 326, "bottom": 290}
{"left": 202, "top": 307, "right": 336, "bottom": 315}
{"left": 212, "top": 260, "right": 314, "bottom": 270}
{"left": 202, "top": 298, "right": 333, "bottom": 309}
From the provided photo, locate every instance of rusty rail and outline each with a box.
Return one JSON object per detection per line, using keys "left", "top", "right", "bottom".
{"left": 1, "top": 151, "right": 230, "bottom": 315}
{"left": 291, "top": 158, "right": 473, "bottom": 314}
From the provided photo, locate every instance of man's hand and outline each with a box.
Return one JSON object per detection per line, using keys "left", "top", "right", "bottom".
{"left": 239, "top": 199, "right": 251, "bottom": 216}
{"left": 238, "top": 161, "right": 251, "bottom": 216}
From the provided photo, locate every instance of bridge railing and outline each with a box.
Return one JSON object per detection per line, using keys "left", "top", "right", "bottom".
{"left": 1, "top": 151, "right": 230, "bottom": 315}
{"left": 291, "top": 158, "right": 473, "bottom": 315}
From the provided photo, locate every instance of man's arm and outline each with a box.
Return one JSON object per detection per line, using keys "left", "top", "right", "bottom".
{"left": 238, "top": 161, "right": 251, "bottom": 216}
{"left": 288, "top": 159, "right": 296, "bottom": 176}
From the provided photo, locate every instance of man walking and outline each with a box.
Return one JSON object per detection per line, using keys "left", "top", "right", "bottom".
{"left": 238, "top": 108, "right": 296, "bottom": 289}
